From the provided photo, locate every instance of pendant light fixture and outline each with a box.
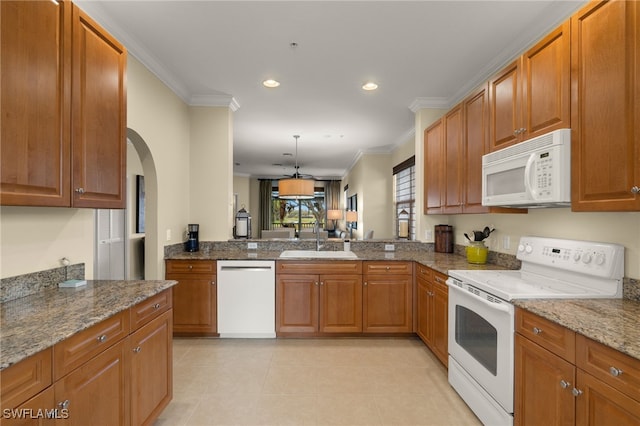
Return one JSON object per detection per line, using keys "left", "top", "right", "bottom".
{"left": 278, "top": 135, "right": 315, "bottom": 199}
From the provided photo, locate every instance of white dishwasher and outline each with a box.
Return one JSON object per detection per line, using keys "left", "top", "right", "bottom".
{"left": 217, "top": 260, "right": 275, "bottom": 338}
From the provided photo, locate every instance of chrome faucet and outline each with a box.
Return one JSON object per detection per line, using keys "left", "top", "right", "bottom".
{"left": 314, "top": 220, "right": 325, "bottom": 251}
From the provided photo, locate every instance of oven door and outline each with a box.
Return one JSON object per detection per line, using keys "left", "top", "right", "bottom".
{"left": 447, "top": 281, "right": 515, "bottom": 413}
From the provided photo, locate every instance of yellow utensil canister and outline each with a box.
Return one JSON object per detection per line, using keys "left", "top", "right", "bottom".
{"left": 466, "top": 242, "right": 488, "bottom": 264}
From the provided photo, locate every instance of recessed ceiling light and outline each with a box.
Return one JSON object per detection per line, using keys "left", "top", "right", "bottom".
{"left": 263, "top": 79, "right": 280, "bottom": 88}
{"left": 362, "top": 82, "right": 378, "bottom": 91}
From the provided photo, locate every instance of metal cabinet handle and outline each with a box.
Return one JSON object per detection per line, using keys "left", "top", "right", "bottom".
{"left": 97, "top": 334, "right": 107, "bottom": 343}
{"left": 609, "top": 366, "right": 623, "bottom": 377}
{"left": 188, "top": 265, "right": 193, "bottom": 270}
{"left": 153, "top": 303, "right": 161, "bottom": 309}
{"left": 385, "top": 266, "right": 390, "bottom": 271}
{"left": 631, "top": 186, "right": 640, "bottom": 194}
{"left": 560, "top": 380, "right": 571, "bottom": 389}
{"left": 211, "top": 281, "right": 216, "bottom": 285}
{"left": 364, "top": 281, "right": 367, "bottom": 286}
{"left": 74, "top": 188, "right": 85, "bottom": 194}
{"left": 320, "top": 281, "right": 324, "bottom": 286}
{"left": 315, "top": 281, "right": 319, "bottom": 286}
{"left": 533, "top": 327, "right": 543, "bottom": 335}
{"left": 133, "top": 346, "right": 142, "bottom": 353}
{"left": 572, "top": 388, "right": 583, "bottom": 397}
{"left": 58, "top": 400, "right": 70, "bottom": 409}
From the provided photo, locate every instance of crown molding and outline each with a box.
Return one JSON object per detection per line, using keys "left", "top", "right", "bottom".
{"left": 189, "top": 95, "right": 241, "bottom": 111}
{"left": 408, "top": 97, "right": 450, "bottom": 112}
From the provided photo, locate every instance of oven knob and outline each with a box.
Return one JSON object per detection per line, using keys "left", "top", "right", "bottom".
{"left": 581, "top": 252, "right": 592, "bottom": 264}
{"left": 518, "top": 244, "right": 525, "bottom": 253}
{"left": 595, "top": 253, "right": 606, "bottom": 265}
{"left": 573, "top": 252, "right": 582, "bottom": 262}
{"left": 525, "top": 245, "right": 533, "bottom": 254}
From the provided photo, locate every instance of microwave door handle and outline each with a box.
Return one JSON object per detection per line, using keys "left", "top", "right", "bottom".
{"left": 524, "top": 153, "right": 537, "bottom": 199}
{"left": 448, "top": 283, "right": 511, "bottom": 314}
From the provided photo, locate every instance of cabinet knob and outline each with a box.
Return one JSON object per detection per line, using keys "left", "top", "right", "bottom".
{"left": 97, "top": 334, "right": 107, "bottom": 343}
{"left": 133, "top": 346, "right": 142, "bottom": 353}
{"left": 385, "top": 266, "right": 390, "bottom": 271}
{"left": 188, "top": 265, "right": 193, "bottom": 270}
{"left": 58, "top": 400, "right": 70, "bottom": 410}
{"left": 559, "top": 380, "right": 571, "bottom": 389}
{"left": 609, "top": 366, "right": 623, "bottom": 377}
{"left": 315, "top": 281, "right": 319, "bottom": 286}
{"left": 572, "top": 388, "right": 583, "bottom": 397}
{"left": 532, "top": 327, "right": 543, "bottom": 335}
{"left": 631, "top": 186, "right": 640, "bottom": 194}
{"left": 364, "top": 281, "right": 367, "bottom": 286}
{"left": 153, "top": 303, "right": 161, "bottom": 309}
{"left": 211, "top": 281, "right": 216, "bottom": 285}
{"left": 74, "top": 187, "right": 85, "bottom": 194}
{"left": 320, "top": 281, "right": 324, "bottom": 286}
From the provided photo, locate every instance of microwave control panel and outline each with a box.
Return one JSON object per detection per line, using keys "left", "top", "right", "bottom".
{"left": 534, "top": 152, "right": 553, "bottom": 197}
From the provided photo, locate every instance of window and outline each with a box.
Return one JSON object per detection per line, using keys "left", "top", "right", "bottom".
{"left": 393, "top": 156, "right": 415, "bottom": 240}
{"left": 271, "top": 184, "right": 325, "bottom": 234}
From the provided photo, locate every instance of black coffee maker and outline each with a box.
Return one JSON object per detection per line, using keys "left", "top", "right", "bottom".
{"left": 185, "top": 224, "right": 199, "bottom": 252}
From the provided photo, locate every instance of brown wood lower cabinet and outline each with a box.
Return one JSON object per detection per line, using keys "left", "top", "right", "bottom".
{"left": 276, "top": 261, "right": 362, "bottom": 336}
{"left": 363, "top": 261, "right": 413, "bottom": 333}
{"left": 515, "top": 308, "right": 640, "bottom": 425}
{"left": 0, "top": 289, "right": 174, "bottom": 426}
{"left": 415, "top": 265, "right": 448, "bottom": 366}
{"left": 165, "top": 259, "right": 217, "bottom": 336}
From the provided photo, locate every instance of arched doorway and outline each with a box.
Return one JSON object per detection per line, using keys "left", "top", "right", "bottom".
{"left": 127, "top": 128, "right": 160, "bottom": 279}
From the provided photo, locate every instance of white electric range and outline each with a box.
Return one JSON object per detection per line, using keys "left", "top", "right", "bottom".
{"left": 446, "top": 236, "right": 624, "bottom": 426}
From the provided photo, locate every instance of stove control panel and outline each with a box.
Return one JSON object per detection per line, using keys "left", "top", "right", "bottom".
{"left": 517, "top": 236, "right": 624, "bottom": 279}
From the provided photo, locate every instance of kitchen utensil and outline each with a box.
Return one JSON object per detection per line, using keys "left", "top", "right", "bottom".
{"left": 464, "top": 233, "right": 472, "bottom": 242}
{"left": 473, "top": 230, "right": 485, "bottom": 241}
{"left": 483, "top": 226, "right": 495, "bottom": 239}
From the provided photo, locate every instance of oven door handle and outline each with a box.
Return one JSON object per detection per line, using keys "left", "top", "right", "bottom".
{"left": 448, "top": 282, "right": 512, "bottom": 314}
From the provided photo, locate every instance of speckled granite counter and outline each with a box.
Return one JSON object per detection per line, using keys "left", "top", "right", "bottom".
{"left": 0, "top": 279, "right": 177, "bottom": 371}
{"left": 165, "top": 249, "right": 510, "bottom": 276}
{"left": 514, "top": 299, "right": 640, "bottom": 361}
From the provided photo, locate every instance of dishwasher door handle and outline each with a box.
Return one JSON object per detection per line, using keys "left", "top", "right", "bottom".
{"left": 220, "top": 266, "right": 273, "bottom": 272}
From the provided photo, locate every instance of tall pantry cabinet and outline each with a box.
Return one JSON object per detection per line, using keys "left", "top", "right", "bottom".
{"left": 1, "top": 0, "right": 127, "bottom": 209}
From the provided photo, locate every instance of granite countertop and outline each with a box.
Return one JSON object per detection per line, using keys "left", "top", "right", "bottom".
{"left": 0, "top": 279, "right": 177, "bottom": 371}
{"left": 514, "top": 298, "right": 640, "bottom": 362}
{"left": 165, "top": 249, "right": 508, "bottom": 276}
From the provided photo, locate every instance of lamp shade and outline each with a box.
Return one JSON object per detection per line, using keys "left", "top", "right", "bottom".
{"left": 278, "top": 178, "right": 315, "bottom": 199}
{"left": 346, "top": 210, "right": 358, "bottom": 222}
{"left": 327, "top": 209, "right": 343, "bottom": 220}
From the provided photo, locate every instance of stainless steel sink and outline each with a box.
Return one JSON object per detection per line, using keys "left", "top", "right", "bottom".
{"left": 279, "top": 250, "right": 358, "bottom": 259}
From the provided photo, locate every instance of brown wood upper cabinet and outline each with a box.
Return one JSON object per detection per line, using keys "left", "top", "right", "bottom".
{"left": 571, "top": 0, "right": 640, "bottom": 211}
{"left": 424, "top": 119, "right": 444, "bottom": 214}
{"left": 489, "top": 20, "right": 571, "bottom": 152}
{"left": 1, "top": 1, "right": 127, "bottom": 209}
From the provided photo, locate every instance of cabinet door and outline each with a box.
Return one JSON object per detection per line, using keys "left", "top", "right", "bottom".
{"left": 71, "top": 5, "right": 126, "bottom": 208}
{"left": 416, "top": 277, "right": 432, "bottom": 345}
{"left": 463, "top": 84, "right": 490, "bottom": 213}
{"left": 363, "top": 275, "right": 412, "bottom": 333}
{"left": 168, "top": 274, "right": 216, "bottom": 335}
{"left": 571, "top": 0, "right": 640, "bottom": 211}
{"left": 130, "top": 310, "right": 172, "bottom": 426}
{"left": 443, "top": 104, "right": 464, "bottom": 214}
{"left": 514, "top": 334, "right": 575, "bottom": 426}
{"left": 522, "top": 20, "right": 570, "bottom": 139}
{"left": 319, "top": 274, "right": 362, "bottom": 333}
{"left": 276, "top": 274, "right": 318, "bottom": 334}
{"left": 575, "top": 369, "right": 640, "bottom": 425}
{"left": 54, "top": 339, "right": 129, "bottom": 426}
{"left": 0, "top": 0, "right": 71, "bottom": 207}
{"left": 431, "top": 276, "right": 448, "bottom": 367}
{"left": 489, "top": 60, "right": 522, "bottom": 151}
{"left": 8, "top": 387, "right": 56, "bottom": 426}
{"left": 424, "top": 120, "right": 444, "bottom": 214}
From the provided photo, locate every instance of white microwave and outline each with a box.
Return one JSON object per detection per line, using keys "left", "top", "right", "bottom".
{"left": 482, "top": 129, "right": 571, "bottom": 208}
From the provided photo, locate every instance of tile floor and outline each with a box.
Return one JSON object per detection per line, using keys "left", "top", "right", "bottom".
{"left": 156, "top": 337, "right": 481, "bottom": 426}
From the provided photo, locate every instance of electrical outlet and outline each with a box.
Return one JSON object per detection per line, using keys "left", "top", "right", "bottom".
{"left": 503, "top": 236, "right": 510, "bottom": 250}
{"left": 425, "top": 230, "right": 433, "bottom": 241}
{"left": 384, "top": 244, "right": 395, "bottom": 251}
{"left": 247, "top": 242, "right": 258, "bottom": 250}
{"left": 166, "top": 229, "right": 171, "bottom": 241}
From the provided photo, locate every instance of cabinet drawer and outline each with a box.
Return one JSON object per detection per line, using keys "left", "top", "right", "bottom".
{"left": 364, "top": 261, "right": 412, "bottom": 275}
{"left": 0, "top": 348, "right": 52, "bottom": 409}
{"left": 131, "top": 289, "right": 173, "bottom": 331}
{"left": 432, "top": 271, "right": 448, "bottom": 287}
{"left": 166, "top": 259, "right": 215, "bottom": 274}
{"left": 415, "top": 264, "right": 432, "bottom": 281}
{"left": 515, "top": 308, "right": 575, "bottom": 363}
{"left": 53, "top": 310, "right": 129, "bottom": 380}
{"left": 576, "top": 334, "right": 640, "bottom": 402}
{"left": 277, "top": 260, "right": 362, "bottom": 275}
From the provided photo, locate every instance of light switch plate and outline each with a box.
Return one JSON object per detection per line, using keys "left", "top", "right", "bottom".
{"left": 247, "top": 242, "right": 258, "bottom": 249}
{"left": 384, "top": 244, "right": 395, "bottom": 251}
{"left": 166, "top": 229, "right": 171, "bottom": 241}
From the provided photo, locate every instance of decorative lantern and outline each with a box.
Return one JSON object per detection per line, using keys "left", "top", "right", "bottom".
{"left": 398, "top": 209, "right": 409, "bottom": 239}
{"left": 234, "top": 205, "right": 251, "bottom": 239}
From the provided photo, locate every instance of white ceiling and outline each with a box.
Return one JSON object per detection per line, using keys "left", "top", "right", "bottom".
{"left": 76, "top": 0, "right": 585, "bottom": 180}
